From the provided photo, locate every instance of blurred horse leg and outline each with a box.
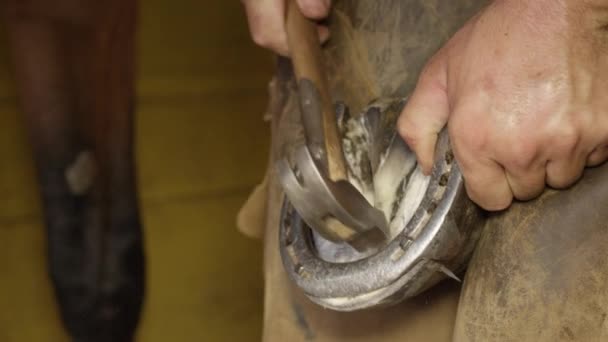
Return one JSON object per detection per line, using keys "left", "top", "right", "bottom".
{"left": 1, "top": 1, "right": 144, "bottom": 341}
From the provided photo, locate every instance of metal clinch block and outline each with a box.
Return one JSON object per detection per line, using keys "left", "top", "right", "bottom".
{"left": 276, "top": 99, "right": 485, "bottom": 311}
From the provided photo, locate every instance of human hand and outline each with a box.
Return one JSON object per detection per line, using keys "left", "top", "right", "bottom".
{"left": 242, "top": 0, "right": 331, "bottom": 56}
{"left": 398, "top": 0, "right": 608, "bottom": 211}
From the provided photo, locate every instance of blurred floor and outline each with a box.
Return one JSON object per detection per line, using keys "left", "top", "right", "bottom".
{"left": 0, "top": 1, "right": 271, "bottom": 341}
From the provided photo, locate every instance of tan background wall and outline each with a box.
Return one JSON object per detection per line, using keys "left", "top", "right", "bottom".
{"left": 0, "top": 1, "right": 271, "bottom": 340}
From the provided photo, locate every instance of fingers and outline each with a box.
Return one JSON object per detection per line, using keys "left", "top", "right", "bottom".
{"left": 398, "top": 52, "right": 450, "bottom": 174}
{"left": 297, "top": 0, "right": 331, "bottom": 19}
{"left": 459, "top": 154, "right": 513, "bottom": 211}
{"left": 242, "top": 0, "right": 289, "bottom": 55}
{"left": 448, "top": 97, "right": 548, "bottom": 209}
{"left": 546, "top": 154, "right": 586, "bottom": 189}
{"left": 587, "top": 145, "right": 608, "bottom": 167}
{"left": 505, "top": 166, "right": 546, "bottom": 201}
{"left": 496, "top": 133, "right": 546, "bottom": 200}
{"left": 242, "top": 0, "right": 331, "bottom": 56}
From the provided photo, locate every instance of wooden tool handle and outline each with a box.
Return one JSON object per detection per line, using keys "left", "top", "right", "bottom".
{"left": 285, "top": 0, "right": 348, "bottom": 182}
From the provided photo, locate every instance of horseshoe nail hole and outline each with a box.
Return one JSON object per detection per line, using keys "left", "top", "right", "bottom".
{"left": 439, "top": 173, "right": 449, "bottom": 186}
{"left": 391, "top": 245, "right": 407, "bottom": 261}
{"left": 427, "top": 202, "right": 438, "bottom": 214}
{"left": 399, "top": 238, "right": 413, "bottom": 251}
{"left": 445, "top": 150, "right": 454, "bottom": 165}
{"left": 294, "top": 264, "right": 304, "bottom": 275}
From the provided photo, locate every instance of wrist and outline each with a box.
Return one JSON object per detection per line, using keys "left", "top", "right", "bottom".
{"left": 495, "top": 0, "right": 605, "bottom": 28}
{"left": 570, "top": 1, "right": 608, "bottom": 52}
{"left": 496, "top": 0, "right": 607, "bottom": 45}
{"left": 581, "top": 1, "right": 608, "bottom": 32}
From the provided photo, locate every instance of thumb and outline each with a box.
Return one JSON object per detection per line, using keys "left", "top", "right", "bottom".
{"left": 397, "top": 52, "right": 450, "bottom": 174}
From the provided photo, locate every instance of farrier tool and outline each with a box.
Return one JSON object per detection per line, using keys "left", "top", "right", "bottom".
{"left": 276, "top": 0, "right": 389, "bottom": 249}
{"left": 276, "top": 1, "right": 484, "bottom": 311}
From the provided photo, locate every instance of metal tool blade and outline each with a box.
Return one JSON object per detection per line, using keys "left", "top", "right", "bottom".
{"left": 277, "top": 145, "right": 389, "bottom": 250}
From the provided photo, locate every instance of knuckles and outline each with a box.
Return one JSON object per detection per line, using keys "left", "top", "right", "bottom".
{"left": 550, "top": 121, "right": 582, "bottom": 154}
{"left": 501, "top": 137, "right": 540, "bottom": 171}
{"left": 449, "top": 114, "right": 490, "bottom": 155}
{"left": 546, "top": 165, "right": 584, "bottom": 189}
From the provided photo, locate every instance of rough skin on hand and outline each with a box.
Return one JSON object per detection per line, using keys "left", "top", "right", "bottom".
{"left": 398, "top": 0, "right": 608, "bottom": 210}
